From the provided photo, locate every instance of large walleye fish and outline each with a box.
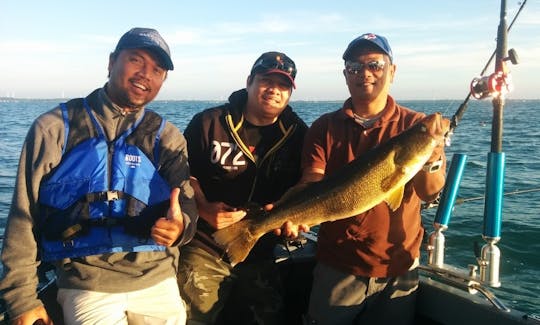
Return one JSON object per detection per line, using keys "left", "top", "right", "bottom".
{"left": 213, "top": 113, "right": 450, "bottom": 266}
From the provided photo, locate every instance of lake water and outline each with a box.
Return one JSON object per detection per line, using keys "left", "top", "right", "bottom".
{"left": 0, "top": 97, "right": 538, "bottom": 314}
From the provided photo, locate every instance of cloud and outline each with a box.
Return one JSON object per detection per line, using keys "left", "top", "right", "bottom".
{"left": 167, "top": 29, "right": 204, "bottom": 45}
{"left": 0, "top": 40, "right": 59, "bottom": 54}
{"left": 1, "top": 1, "right": 538, "bottom": 100}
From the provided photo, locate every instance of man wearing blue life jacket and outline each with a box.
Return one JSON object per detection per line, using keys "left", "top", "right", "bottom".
{"left": 0, "top": 27, "right": 198, "bottom": 324}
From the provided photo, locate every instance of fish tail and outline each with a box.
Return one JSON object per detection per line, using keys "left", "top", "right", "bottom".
{"left": 212, "top": 219, "right": 259, "bottom": 266}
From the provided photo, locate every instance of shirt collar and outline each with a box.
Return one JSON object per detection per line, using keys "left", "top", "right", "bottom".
{"left": 338, "top": 95, "right": 400, "bottom": 128}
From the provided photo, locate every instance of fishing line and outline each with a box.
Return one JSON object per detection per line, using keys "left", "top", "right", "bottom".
{"left": 448, "top": 0, "right": 528, "bottom": 134}
{"left": 455, "top": 187, "right": 540, "bottom": 204}
{"left": 441, "top": 100, "right": 457, "bottom": 119}
{"left": 423, "top": 187, "right": 540, "bottom": 209}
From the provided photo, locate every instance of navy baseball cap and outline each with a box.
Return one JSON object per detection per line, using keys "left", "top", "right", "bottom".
{"left": 250, "top": 51, "right": 297, "bottom": 88}
{"left": 115, "top": 27, "right": 174, "bottom": 70}
{"left": 342, "top": 33, "right": 393, "bottom": 63}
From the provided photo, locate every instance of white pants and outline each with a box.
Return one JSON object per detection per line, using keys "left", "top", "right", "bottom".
{"left": 58, "top": 277, "right": 186, "bottom": 325}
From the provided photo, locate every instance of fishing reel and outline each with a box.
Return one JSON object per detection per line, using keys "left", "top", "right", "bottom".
{"left": 470, "top": 48, "right": 519, "bottom": 100}
{"left": 470, "top": 72, "right": 513, "bottom": 100}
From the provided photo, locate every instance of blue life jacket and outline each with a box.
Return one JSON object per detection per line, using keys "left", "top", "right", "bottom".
{"left": 38, "top": 98, "right": 171, "bottom": 261}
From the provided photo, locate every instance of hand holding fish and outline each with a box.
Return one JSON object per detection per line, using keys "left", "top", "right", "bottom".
{"left": 200, "top": 201, "right": 247, "bottom": 230}
{"left": 274, "top": 220, "right": 311, "bottom": 238}
{"left": 190, "top": 176, "right": 247, "bottom": 230}
{"left": 423, "top": 114, "right": 448, "bottom": 165}
{"left": 151, "top": 187, "right": 185, "bottom": 246}
{"left": 412, "top": 114, "right": 450, "bottom": 202}
{"left": 265, "top": 203, "right": 310, "bottom": 238}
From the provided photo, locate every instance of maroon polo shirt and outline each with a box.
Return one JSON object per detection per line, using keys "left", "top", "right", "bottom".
{"left": 302, "top": 95, "right": 429, "bottom": 277}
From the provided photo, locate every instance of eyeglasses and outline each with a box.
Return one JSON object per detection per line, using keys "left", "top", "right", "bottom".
{"left": 252, "top": 55, "right": 297, "bottom": 79}
{"left": 345, "top": 60, "right": 386, "bottom": 74}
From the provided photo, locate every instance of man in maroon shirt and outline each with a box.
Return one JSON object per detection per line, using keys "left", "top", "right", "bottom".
{"left": 302, "top": 33, "right": 446, "bottom": 324}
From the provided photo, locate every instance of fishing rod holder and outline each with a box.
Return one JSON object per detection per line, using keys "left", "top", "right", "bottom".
{"left": 427, "top": 224, "right": 447, "bottom": 267}
{"left": 477, "top": 237, "right": 502, "bottom": 287}
{"left": 476, "top": 151, "right": 505, "bottom": 287}
{"left": 427, "top": 154, "right": 468, "bottom": 268}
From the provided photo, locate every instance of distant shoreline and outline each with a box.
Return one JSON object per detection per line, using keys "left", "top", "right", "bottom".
{"left": 2, "top": 97, "right": 540, "bottom": 102}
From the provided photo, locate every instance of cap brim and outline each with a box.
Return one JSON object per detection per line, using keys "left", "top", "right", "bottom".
{"left": 120, "top": 45, "right": 174, "bottom": 70}
{"left": 146, "top": 47, "right": 174, "bottom": 70}
{"left": 263, "top": 69, "right": 296, "bottom": 89}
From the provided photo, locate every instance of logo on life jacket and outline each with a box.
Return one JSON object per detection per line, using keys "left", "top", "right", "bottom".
{"left": 125, "top": 154, "right": 142, "bottom": 168}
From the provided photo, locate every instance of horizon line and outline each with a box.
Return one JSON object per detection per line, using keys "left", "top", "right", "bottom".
{"left": 2, "top": 97, "right": 540, "bottom": 102}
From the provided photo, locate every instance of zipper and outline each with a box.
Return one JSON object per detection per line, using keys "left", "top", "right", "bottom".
{"left": 226, "top": 113, "right": 297, "bottom": 202}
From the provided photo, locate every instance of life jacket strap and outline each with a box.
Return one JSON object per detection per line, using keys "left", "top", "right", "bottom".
{"left": 86, "top": 191, "right": 126, "bottom": 202}
{"left": 61, "top": 218, "right": 126, "bottom": 241}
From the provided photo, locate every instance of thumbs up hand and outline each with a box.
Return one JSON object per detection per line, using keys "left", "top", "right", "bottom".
{"left": 151, "top": 187, "right": 185, "bottom": 246}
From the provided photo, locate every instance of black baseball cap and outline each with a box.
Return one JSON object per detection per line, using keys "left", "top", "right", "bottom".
{"left": 250, "top": 51, "right": 297, "bottom": 88}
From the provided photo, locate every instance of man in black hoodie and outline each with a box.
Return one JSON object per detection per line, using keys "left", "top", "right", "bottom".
{"left": 179, "top": 51, "right": 308, "bottom": 324}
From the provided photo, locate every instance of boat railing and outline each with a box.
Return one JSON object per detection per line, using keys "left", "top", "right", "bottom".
{"left": 418, "top": 264, "right": 510, "bottom": 312}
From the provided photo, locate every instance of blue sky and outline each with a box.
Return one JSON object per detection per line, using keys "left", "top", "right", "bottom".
{"left": 1, "top": 0, "right": 539, "bottom": 100}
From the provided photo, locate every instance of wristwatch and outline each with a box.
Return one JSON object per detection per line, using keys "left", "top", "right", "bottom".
{"left": 422, "top": 158, "right": 443, "bottom": 173}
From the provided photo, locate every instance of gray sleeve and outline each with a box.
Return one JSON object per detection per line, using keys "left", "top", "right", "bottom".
{"left": 158, "top": 121, "right": 198, "bottom": 246}
{"left": 0, "top": 108, "right": 64, "bottom": 319}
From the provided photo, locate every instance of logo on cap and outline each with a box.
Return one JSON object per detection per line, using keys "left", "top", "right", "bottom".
{"left": 363, "top": 33, "right": 377, "bottom": 40}
{"left": 342, "top": 33, "right": 393, "bottom": 63}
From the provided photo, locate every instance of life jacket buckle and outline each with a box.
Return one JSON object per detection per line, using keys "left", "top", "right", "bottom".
{"left": 107, "top": 191, "right": 119, "bottom": 201}
{"left": 62, "top": 240, "right": 74, "bottom": 248}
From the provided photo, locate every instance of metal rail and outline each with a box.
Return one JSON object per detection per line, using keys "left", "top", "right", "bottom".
{"left": 418, "top": 264, "right": 510, "bottom": 312}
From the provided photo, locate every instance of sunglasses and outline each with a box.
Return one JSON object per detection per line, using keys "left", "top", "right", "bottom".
{"left": 345, "top": 60, "right": 386, "bottom": 74}
{"left": 252, "top": 55, "right": 297, "bottom": 79}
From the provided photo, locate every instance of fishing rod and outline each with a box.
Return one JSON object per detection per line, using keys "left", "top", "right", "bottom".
{"left": 476, "top": 0, "right": 513, "bottom": 288}
{"left": 427, "top": 0, "right": 528, "bottom": 289}
{"left": 449, "top": 0, "right": 527, "bottom": 133}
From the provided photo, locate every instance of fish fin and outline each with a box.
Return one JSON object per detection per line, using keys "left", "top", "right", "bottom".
{"left": 212, "top": 219, "right": 259, "bottom": 266}
{"left": 384, "top": 186, "right": 404, "bottom": 211}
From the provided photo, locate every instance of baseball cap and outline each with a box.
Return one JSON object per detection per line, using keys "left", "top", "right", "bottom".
{"left": 342, "top": 33, "right": 393, "bottom": 63}
{"left": 115, "top": 27, "right": 174, "bottom": 70}
{"left": 250, "top": 51, "right": 297, "bottom": 88}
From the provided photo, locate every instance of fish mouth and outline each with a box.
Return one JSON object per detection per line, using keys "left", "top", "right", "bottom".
{"left": 422, "top": 113, "right": 450, "bottom": 138}
{"left": 439, "top": 114, "right": 451, "bottom": 135}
